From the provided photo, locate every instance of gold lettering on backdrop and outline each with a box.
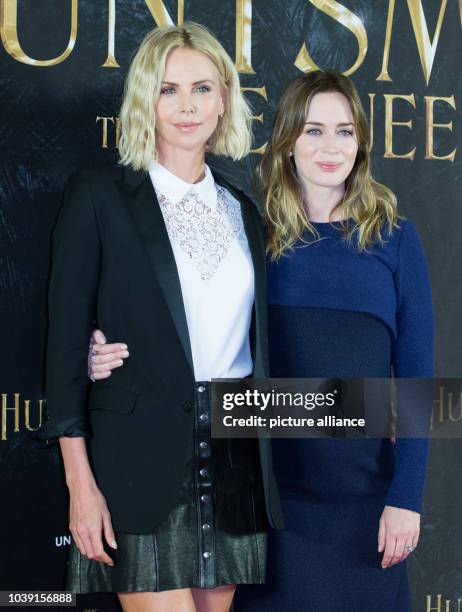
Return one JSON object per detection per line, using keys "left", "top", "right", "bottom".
{"left": 447, "top": 391, "right": 462, "bottom": 422}
{"left": 294, "top": 0, "right": 367, "bottom": 76}
{"left": 1, "top": 393, "right": 20, "bottom": 441}
{"left": 103, "top": 0, "right": 119, "bottom": 68}
{"left": 432, "top": 385, "right": 445, "bottom": 427}
{"left": 241, "top": 86, "right": 268, "bottom": 154}
{"left": 0, "top": 0, "right": 78, "bottom": 66}
{"left": 102, "top": 0, "right": 184, "bottom": 67}
{"left": 377, "top": 0, "right": 449, "bottom": 85}
{"left": 96, "top": 116, "right": 122, "bottom": 148}
{"left": 96, "top": 116, "right": 115, "bottom": 148}
{"left": 24, "top": 399, "right": 44, "bottom": 431}
{"left": 368, "top": 93, "right": 376, "bottom": 151}
{"left": 235, "top": 0, "right": 254, "bottom": 73}
{"left": 115, "top": 117, "right": 121, "bottom": 147}
{"left": 384, "top": 94, "right": 416, "bottom": 160}
{"left": 431, "top": 385, "right": 462, "bottom": 429}
{"left": 144, "top": 0, "right": 184, "bottom": 26}
{"left": 426, "top": 594, "right": 452, "bottom": 612}
{"left": 424, "top": 96, "right": 456, "bottom": 162}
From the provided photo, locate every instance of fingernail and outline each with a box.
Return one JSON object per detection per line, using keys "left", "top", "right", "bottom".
{"left": 122, "top": 351, "right": 129, "bottom": 357}
{"left": 120, "top": 344, "right": 128, "bottom": 350}
{"left": 111, "top": 540, "right": 118, "bottom": 549}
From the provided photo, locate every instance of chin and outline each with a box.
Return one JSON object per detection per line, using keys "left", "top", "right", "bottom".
{"left": 311, "top": 176, "right": 345, "bottom": 188}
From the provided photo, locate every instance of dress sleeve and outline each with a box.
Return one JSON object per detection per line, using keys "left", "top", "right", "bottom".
{"left": 384, "top": 220, "right": 434, "bottom": 512}
{"left": 31, "top": 171, "right": 102, "bottom": 448}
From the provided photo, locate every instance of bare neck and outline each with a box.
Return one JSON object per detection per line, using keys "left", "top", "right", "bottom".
{"left": 301, "top": 181, "right": 346, "bottom": 222}
{"left": 157, "top": 145, "right": 206, "bottom": 184}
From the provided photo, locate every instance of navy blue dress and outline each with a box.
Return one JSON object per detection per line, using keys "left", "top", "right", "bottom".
{"left": 234, "top": 219, "right": 434, "bottom": 611}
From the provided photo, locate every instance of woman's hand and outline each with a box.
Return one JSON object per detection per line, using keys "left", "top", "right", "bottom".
{"left": 68, "top": 479, "right": 117, "bottom": 566}
{"left": 88, "top": 329, "right": 129, "bottom": 380}
{"left": 378, "top": 505, "right": 420, "bottom": 568}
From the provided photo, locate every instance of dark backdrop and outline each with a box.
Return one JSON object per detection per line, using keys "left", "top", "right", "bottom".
{"left": 1, "top": 1, "right": 461, "bottom": 610}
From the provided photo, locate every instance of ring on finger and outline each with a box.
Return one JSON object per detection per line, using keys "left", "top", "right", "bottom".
{"left": 404, "top": 544, "right": 414, "bottom": 552}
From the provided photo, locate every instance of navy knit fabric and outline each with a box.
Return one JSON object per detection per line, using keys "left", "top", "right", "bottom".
{"left": 234, "top": 219, "right": 434, "bottom": 612}
{"left": 267, "top": 218, "right": 434, "bottom": 512}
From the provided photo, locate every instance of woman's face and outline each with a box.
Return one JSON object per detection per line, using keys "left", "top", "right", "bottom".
{"left": 155, "top": 47, "right": 225, "bottom": 157}
{"left": 292, "top": 91, "right": 359, "bottom": 190}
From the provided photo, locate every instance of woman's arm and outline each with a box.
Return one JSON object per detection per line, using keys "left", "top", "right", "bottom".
{"left": 35, "top": 171, "right": 102, "bottom": 443}
{"left": 379, "top": 219, "right": 434, "bottom": 568}
{"left": 385, "top": 219, "right": 434, "bottom": 510}
{"left": 61, "top": 437, "right": 116, "bottom": 565}
{"left": 35, "top": 171, "right": 117, "bottom": 563}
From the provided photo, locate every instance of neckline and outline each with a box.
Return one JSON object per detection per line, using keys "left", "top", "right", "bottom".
{"left": 309, "top": 219, "right": 353, "bottom": 233}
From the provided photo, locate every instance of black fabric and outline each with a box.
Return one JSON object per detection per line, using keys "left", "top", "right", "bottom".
{"left": 65, "top": 382, "right": 267, "bottom": 593}
{"left": 32, "top": 164, "right": 283, "bottom": 532}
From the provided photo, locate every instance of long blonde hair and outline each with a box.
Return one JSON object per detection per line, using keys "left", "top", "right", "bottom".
{"left": 118, "top": 22, "right": 253, "bottom": 170}
{"left": 259, "top": 70, "right": 399, "bottom": 259}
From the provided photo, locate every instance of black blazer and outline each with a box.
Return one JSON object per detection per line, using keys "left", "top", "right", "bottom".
{"left": 36, "top": 164, "right": 284, "bottom": 534}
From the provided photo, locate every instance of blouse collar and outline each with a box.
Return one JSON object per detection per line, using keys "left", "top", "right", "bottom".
{"left": 149, "top": 161, "right": 217, "bottom": 208}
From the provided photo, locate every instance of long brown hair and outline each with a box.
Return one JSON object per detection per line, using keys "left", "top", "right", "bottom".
{"left": 258, "top": 70, "right": 398, "bottom": 259}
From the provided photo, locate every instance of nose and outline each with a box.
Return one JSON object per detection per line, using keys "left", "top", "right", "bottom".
{"left": 180, "top": 91, "right": 195, "bottom": 114}
{"left": 322, "top": 132, "right": 340, "bottom": 154}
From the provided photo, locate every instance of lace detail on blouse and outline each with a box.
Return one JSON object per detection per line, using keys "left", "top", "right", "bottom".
{"left": 158, "top": 185, "right": 245, "bottom": 282}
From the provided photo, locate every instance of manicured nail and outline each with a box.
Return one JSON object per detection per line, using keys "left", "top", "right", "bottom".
{"left": 111, "top": 540, "right": 118, "bottom": 549}
{"left": 122, "top": 351, "right": 129, "bottom": 357}
{"left": 116, "top": 360, "right": 123, "bottom": 366}
{"left": 120, "top": 344, "right": 128, "bottom": 350}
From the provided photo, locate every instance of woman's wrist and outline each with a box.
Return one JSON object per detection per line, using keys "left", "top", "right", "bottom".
{"left": 66, "top": 472, "right": 97, "bottom": 492}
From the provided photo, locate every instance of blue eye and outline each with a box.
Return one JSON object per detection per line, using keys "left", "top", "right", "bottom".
{"left": 339, "top": 129, "right": 354, "bottom": 136}
{"left": 160, "top": 87, "right": 175, "bottom": 95}
{"left": 306, "top": 128, "right": 321, "bottom": 135}
{"left": 194, "top": 85, "right": 211, "bottom": 93}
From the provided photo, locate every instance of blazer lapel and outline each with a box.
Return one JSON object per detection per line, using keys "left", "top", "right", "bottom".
{"left": 123, "top": 167, "right": 194, "bottom": 375}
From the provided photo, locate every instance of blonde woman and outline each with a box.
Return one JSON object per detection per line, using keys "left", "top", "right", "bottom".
{"left": 35, "top": 22, "right": 283, "bottom": 612}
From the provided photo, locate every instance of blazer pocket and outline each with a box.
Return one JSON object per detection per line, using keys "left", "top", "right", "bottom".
{"left": 87, "top": 385, "right": 138, "bottom": 414}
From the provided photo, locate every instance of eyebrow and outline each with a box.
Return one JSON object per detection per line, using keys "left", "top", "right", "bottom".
{"left": 161, "top": 79, "right": 214, "bottom": 86}
{"left": 305, "top": 121, "right": 354, "bottom": 127}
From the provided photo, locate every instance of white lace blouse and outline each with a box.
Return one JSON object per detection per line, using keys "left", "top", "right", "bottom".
{"left": 148, "top": 161, "right": 254, "bottom": 382}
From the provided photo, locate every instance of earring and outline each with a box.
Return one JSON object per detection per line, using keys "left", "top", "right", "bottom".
{"left": 289, "top": 151, "right": 293, "bottom": 157}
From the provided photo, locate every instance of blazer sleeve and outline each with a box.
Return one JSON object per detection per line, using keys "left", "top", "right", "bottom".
{"left": 384, "top": 219, "right": 434, "bottom": 512}
{"left": 32, "top": 171, "right": 102, "bottom": 447}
